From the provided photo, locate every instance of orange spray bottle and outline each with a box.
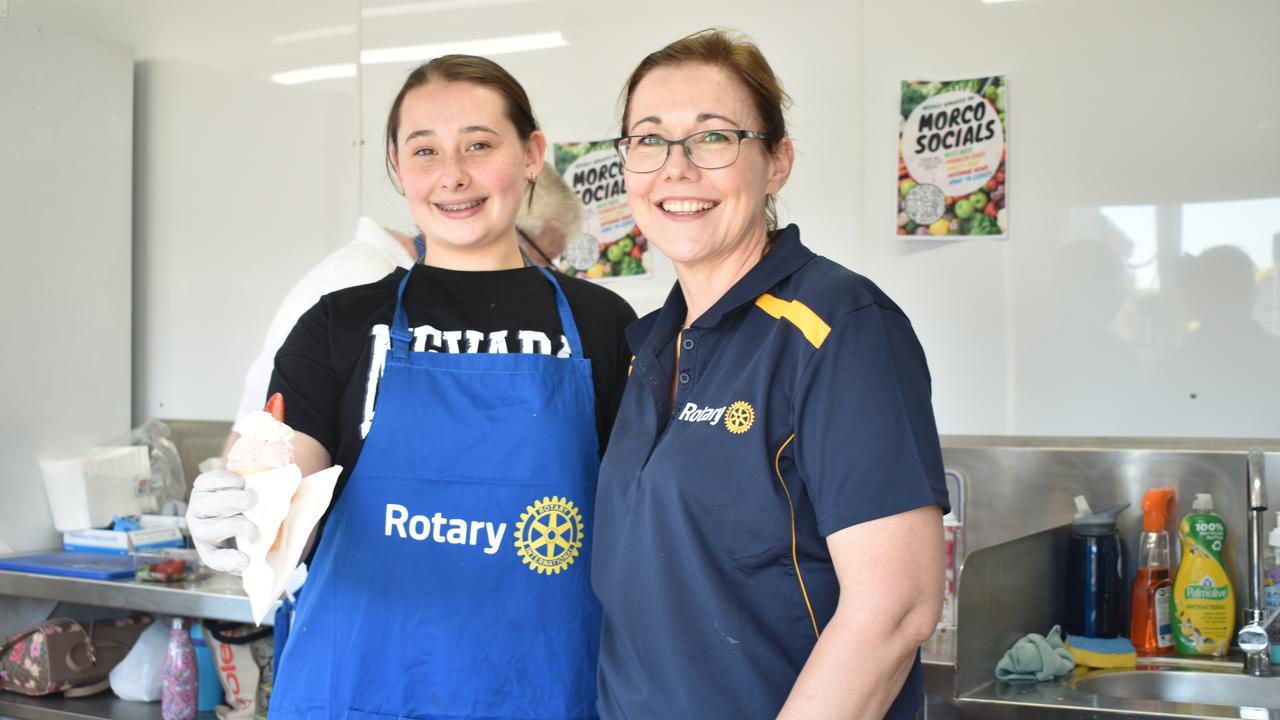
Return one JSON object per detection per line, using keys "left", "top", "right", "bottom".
{"left": 1131, "top": 487, "right": 1176, "bottom": 655}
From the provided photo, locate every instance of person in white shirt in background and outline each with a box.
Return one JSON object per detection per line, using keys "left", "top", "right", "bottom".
{"left": 227, "top": 218, "right": 420, "bottom": 435}
{"left": 223, "top": 164, "right": 581, "bottom": 453}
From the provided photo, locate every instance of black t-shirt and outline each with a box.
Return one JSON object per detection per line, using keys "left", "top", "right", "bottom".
{"left": 268, "top": 264, "right": 637, "bottom": 504}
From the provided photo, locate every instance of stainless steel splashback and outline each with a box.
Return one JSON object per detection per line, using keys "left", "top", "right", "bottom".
{"left": 941, "top": 436, "right": 1280, "bottom": 613}
{"left": 954, "top": 524, "right": 1070, "bottom": 698}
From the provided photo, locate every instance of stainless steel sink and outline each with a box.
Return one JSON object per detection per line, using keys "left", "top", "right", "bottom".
{"left": 1076, "top": 669, "right": 1280, "bottom": 709}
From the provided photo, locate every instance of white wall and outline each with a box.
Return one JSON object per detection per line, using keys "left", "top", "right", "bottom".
{"left": 859, "top": 0, "right": 1280, "bottom": 437}
{"left": 0, "top": 20, "right": 133, "bottom": 552}
{"left": 132, "top": 57, "right": 360, "bottom": 420}
{"left": 9, "top": 0, "right": 1278, "bottom": 439}
{"left": 8, "top": 0, "right": 363, "bottom": 423}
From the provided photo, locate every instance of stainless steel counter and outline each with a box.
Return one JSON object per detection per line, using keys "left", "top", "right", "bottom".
{"left": 0, "top": 561, "right": 271, "bottom": 625}
{"left": 953, "top": 658, "right": 1279, "bottom": 719}
{"left": 0, "top": 562, "right": 261, "bottom": 719}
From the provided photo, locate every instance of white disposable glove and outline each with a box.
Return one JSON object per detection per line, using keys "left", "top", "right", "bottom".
{"left": 186, "top": 469, "right": 254, "bottom": 575}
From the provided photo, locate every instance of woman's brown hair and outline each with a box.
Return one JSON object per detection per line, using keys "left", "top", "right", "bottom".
{"left": 619, "top": 29, "right": 791, "bottom": 231}
{"left": 384, "top": 54, "right": 540, "bottom": 195}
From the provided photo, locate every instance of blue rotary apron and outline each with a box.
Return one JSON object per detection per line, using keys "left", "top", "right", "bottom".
{"left": 270, "top": 266, "right": 601, "bottom": 720}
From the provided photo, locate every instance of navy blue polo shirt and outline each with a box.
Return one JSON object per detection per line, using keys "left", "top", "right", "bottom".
{"left": 591, "top": 225, "right": 949, "bottom": 719}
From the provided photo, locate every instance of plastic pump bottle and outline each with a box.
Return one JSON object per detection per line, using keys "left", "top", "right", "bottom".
{"left": 1267, "top": 510, "right": 1280, "bottom": 665}
{"left": 1130, "top": 487, "right": 1175, "bottom": 655}
{"left": 1171, "top": 493, "right": 1234, "bottom": 656}
{"left": 162, "top": 617, "right": 197, "bottom": 720}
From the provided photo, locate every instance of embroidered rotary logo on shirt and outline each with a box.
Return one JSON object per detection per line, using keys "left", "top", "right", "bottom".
{"left": 514, "top": 496, "right": 584, "bottom": 575}
{"left": 724, "top": 401, "right": 756, "bottom": 434}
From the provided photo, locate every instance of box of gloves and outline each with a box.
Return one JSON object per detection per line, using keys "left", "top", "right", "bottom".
{"left": 63, "top": 527, "right": 185, "bottom": 556}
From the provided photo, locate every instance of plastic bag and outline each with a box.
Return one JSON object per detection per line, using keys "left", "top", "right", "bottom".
{"left": 109, "top": 615, "right": 170, "bottom": 701}
{"left": 130, "top": 419, "right": 187, "bottom": 512}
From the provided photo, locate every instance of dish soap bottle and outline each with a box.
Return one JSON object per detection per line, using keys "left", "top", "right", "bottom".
{"left": 1130, "top": 487, "right": 1175, "bottom": 655}
{"left": 1171, "top": 493, "right": 1234, "bottom": 656}
{"left": 1267, "top": 511, "right": 1280, "bottom": 665}
{"left": 162, "top": 617, "right": 197, "bottom": 720}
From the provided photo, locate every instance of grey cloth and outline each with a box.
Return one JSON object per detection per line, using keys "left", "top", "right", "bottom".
{"left": 995, "top": 624, "right": 1076, "bottom": 681}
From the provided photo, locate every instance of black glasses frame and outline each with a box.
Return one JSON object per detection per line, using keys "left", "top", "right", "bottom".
{"left": 613, "top": 129, "right": 768, "bottom": 173}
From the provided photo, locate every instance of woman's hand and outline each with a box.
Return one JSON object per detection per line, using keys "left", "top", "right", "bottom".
{"left": 777, "top": 504, "right": 944, "bottom": 720}
{"left": 187, "top": 469, "right": 254, "bottom": 574}
{"left": 189, "top": 431, "right": 331, "bottom": 575}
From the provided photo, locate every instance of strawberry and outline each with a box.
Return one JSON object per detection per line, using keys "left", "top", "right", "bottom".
{"left": 265, "top": 392, "right": 285, "bottom": 422}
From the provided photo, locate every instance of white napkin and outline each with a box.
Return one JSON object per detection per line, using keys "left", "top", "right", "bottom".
{"left": 238, "top": 464, "right": 342, "bottom": 625}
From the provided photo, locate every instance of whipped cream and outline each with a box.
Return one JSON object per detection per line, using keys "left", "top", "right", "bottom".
{"left": 232, "top": 411, "right": 295, "bottom": 442}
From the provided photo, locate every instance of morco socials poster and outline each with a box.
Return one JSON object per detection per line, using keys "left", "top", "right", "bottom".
{"left": 553, "top": 140, "right": 650, "bottom": 279}
{"left": 898, "top": 76, "right": 1007, "bottom": 239}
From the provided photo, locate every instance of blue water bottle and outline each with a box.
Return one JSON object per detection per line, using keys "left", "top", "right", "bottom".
{"left": 1065, "top": 498, "right": 1130, "bottom": 638}
{"left": 190, "top": 622, "right": 225, "bottom": 712}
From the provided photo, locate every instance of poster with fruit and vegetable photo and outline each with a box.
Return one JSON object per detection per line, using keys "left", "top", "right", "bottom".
{"left": 553, "top": 140, "right": 650, "bottom": 280}
{"left": 898, "top": 76, "right": 1007, "bottom": 239}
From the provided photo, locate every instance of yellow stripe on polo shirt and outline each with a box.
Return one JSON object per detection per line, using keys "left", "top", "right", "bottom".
{"left": 753, "top": 294, "right": 831, "bottom": 349}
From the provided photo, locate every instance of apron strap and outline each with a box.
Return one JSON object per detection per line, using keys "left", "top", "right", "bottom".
{"left": 537, "top": 266, "right": 584, "bottom": 358}
{"left": 390, "top": 267, "right": 416, "bottom": 359}
{"left": 389, "top": 265, "right": 586, "bottom": 360}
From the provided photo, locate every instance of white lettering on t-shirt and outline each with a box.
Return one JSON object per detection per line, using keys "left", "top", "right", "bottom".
{"left": 488, "top": 330, "right": 508, "bottom": 354}
{"left": 441, "top": 330, "right": 463, "bottom": 354}
{"left": 359, "top": 324, "right": 574, "bottom": 438}
{"left": 413, "top": 325, "right": 441, "bottom": 352}
{"left": 361, "top": 324, "right": 392, "bottom": 438}
{"left": 518, "top": 330, "right": 552, "bottom": 355}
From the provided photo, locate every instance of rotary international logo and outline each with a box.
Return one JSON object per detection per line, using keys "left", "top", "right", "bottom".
{"left": 724, "top": 401, "right": 755, "bottom": 434}
{"left": 514, "top": 496, "right": 584, "bottom": 575}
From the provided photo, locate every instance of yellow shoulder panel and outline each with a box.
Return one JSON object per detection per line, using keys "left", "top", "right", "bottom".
{"left": 753, "top": 294, "right": 832, "bottom": 349}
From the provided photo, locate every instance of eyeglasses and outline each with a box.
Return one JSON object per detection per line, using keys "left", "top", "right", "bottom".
{"left": 613, "top": 129, "right": 767, "bottom": 174}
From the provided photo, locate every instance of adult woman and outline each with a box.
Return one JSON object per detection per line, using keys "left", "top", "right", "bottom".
{"left": 190, "top": 55, "right": 634, "bottom": 719}
{"left": 591, "top": 31, "right": 949, "bottom": 719}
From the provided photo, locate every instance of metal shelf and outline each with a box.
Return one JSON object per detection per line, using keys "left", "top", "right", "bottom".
{"left": 0, "top": 564, "right": 273, "bottom": 626}
{"left": 0, "top": 561, "right": 264, "bottom": 719}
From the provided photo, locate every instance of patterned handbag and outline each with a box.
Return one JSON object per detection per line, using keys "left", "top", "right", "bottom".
{"left": 0, "top": 614, "right": 152, "bottom": 697}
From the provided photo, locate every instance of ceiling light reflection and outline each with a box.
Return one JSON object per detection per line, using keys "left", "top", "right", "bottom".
{"left": 363, "top": 0, "right": 544, "bottom": 19}
{"left": 270, "top": 63, "right": 357, "bottom": 85}
{"left": 360, "top": 31, "right": 567, "bottom": 65}
{"left": 273, "top": 25, "right": 357, "bottom": 46}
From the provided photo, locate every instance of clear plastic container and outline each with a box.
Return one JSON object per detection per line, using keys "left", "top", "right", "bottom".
{"left": 133, "top": 548, "right": 203, "bottom": 583}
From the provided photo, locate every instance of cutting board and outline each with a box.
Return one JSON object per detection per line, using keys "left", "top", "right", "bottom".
{"left": 0, "top": 551, "right": 136, "bottom": 580}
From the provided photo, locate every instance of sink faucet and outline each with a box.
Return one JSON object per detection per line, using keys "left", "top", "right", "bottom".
{"left": 1239, "top": 448, "right": 1272, "bottom": 677}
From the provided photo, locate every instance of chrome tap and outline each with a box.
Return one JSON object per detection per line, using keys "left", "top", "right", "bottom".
{"left": 1238, "top": 448, "right": 1272, "bottom": 676}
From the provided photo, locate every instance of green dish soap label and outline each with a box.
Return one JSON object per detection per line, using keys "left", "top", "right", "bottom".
{"left": 1172, "top": 512, "right": 1234, "bottom": 656}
